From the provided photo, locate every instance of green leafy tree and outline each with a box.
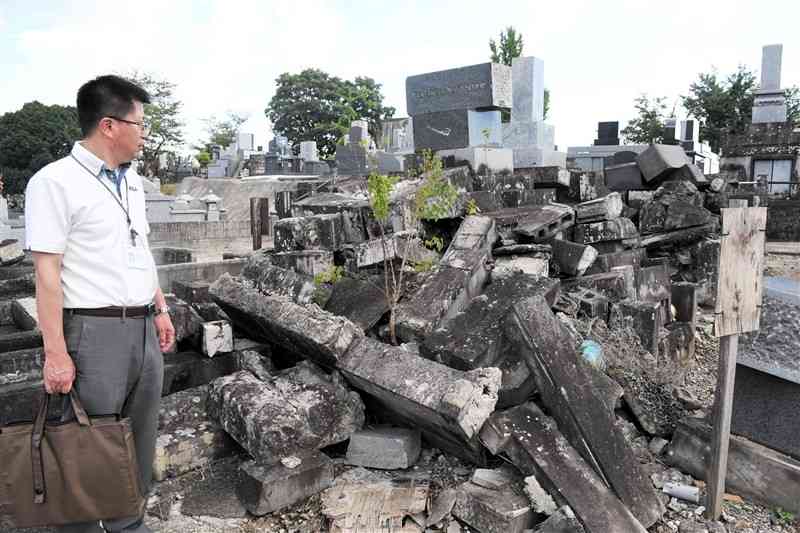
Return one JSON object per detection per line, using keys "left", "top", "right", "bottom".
{"left": 204, "top": 112, "right": 249, "bottom": 149}
{"left": 489, "top": 26, "right": 550, "bottom": 120}
{"left": 124, "top": 72, "right": 184, "bottom": 179}
{"left": 195, "top": 151, "right": 211, "bottom": 168}
{"left": 0, "top": 101, "right": 81, "bottom": 194}
{"left": 786, "top": 86, "right": 800, "bottom": 125}
{"left": 621, "top": 94, "right": 669, "bottom": 144}
{"left": 266, "top": 69, "right": 394, "bottom": 159}
{"left": 681, "top": 66, "right": 756, "bottom": 153}
{"left": 366, "top": 150, "right": 458, "bottom": 345}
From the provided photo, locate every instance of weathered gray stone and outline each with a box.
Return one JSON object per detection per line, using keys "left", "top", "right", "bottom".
{"left": 340, "top": 336, "right": 500, "bottom": 462}
{"left": 0, "top": 239, "right": 24, "bottom": 266}
{"left": 273, "top": 213, "right": 346, "bottom": 252}
{"left": 154, "top": 385, "right": 238, "bottom": 481}
{"left": 241, "top": 256, "right": 317, "bottom": 304}
{"left": 396, "top": 217, "right": 495, "bottom": 342}
{"left": 162, "top": 349, "right": 239, "bottom": 395}
{"left": 574, "top": 192, "right": 623, "bottom": 222}
{"left": 502, "top": 297, "right": 664, "bottom": 528}
{"left": 493, "top": 255, "right": 550, "bottom": 278}
{"left": 480, "top": 403, "right": 649, "bottom": 533}
{"left": 210, "top": 274, "right": 363, "bottom": 368}
{"left": 207, "top": 363, "right": 365, "bottom": 465}
{"left": 528, "top": 166, "right": 571, "bottom": 188}
{"left": 345, "top": 427, "right": 421, "bottom": 469}
{"left": 609, "top": 300, "right": 664, "bottom": 355}
{"left": 452, "top": 479, "right": 535, "bottom": 533}
{"left": 421, "top": 273, "right": 559, "bottom": 407}
{"left": 533, "top": 506, "right": 586, "bottom": 532}
{"left": 636, "top": 144, "right": 690, "bottom": 183}
{"left": 192, "top": 301, "right": 231, "bottom": 323}
{"left": 523, "top": 475, "right": 557, "bottom": 515}
{"left": 235, "top": 349, "right": 274, "bottom": 380}
{"left": 561, "top": 266, "right": 636, "bottom": 302}
{"left": 237, "top": 452, "right": 334, "bottom": 515}
{"left": 584, "top": 249, "right": 646, "bottom": 275}
{"left": 406, "top": 62, "right": 512, "bottom": 116}
{"left": 172, "top": 280, "right": 211, "bottom": 304}
{"left": 471, "top": 466, "right": 517, "bottom": 490}
{"left": 575, "top": 290, "right": 609, "bottom": 320}
{"left": 270, "top": 250, "right": 334, "bottom": 277}
{"left": 324, "top": 276, "right": 389, "bottom": 332}
{"left": 165, "top": 294, "right": 204, "bottom": 350}
{"left": 573, "top": 218, "right": 638, "bottom": 245}
{"left": 513, "top": 205, "right": 575, "bottom": 243}
{"left": 550, "top": 239, "right": 598, "bottom": 277}
{"left": 605, "top": 162, "right": 645, "bottom": 192}
{"left": 11, "top": 297, "right": 38, "bottom": 331}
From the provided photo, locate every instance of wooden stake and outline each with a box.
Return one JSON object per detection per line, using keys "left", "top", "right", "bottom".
{"left": 706, "top": 333, "right": 739, "bottom": 519}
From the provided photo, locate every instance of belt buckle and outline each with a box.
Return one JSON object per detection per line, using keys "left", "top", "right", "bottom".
{"left": 145, "top": 303, "right": 156, "bottom": 316}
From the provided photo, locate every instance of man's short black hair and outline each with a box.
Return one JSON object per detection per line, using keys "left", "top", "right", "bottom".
{"left": 76, "top": 75, "right": 151, "bottom": 136}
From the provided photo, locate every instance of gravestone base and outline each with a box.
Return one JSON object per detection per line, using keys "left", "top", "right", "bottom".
{"left": 438, "top": 147, "right": 514, "bottom": 173}
{"left": 513, "top": 146, "right": 567, "bottom": 169}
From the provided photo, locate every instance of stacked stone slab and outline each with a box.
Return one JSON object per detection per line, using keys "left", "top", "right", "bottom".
{"left": 502, "top": 56, "right": 567, "bottom": 168}
{"left": 405, "top": 62, "right": 514, "bottom": 172}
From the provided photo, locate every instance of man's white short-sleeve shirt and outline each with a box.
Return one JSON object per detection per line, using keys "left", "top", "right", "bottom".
{"left": 25, "top": 142, "right": 158, "bottom": 308}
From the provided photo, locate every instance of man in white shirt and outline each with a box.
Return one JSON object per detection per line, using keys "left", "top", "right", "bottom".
{"left": 25, "top": 75, "right": 175, "bottom": 533}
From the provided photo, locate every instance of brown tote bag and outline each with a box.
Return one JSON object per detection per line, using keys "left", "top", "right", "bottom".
{"left": 0, "top": 391, "right": 145, "bottom": 528}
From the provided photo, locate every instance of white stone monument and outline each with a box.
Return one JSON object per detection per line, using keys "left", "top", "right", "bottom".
{"left": 300, "top": 141, "right": 319, "bottom": 162}
{"left": 752, "top": 44, "right": 787, "bottom": 124}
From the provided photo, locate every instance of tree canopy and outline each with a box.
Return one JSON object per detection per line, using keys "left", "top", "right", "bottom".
{"left": 0, "top": 101, "right": 81, "bottom": 194}
{"left": 681, "top": 66, "right": 800, "bottom": 152}
{"left": 488, "top": 26, "right": 550, "bottom": 120}
{"left": 265, "top": 69, "right": 395, "bottom": 159}
{"left": 204, "top": 112, "right": 249, "bottom": 149}
{"left": 621, "top": 94, "right": 669, "bottom": 144}
{"left": 124, "top": 72, "right": 185, "bottom": 179}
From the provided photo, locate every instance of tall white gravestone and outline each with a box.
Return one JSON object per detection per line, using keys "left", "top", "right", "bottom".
{"left": 752, "top": 44, "right": 787, "bottom": 124}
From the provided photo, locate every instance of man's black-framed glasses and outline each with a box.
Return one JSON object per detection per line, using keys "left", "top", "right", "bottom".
{"left": 106, "top": 116, "right": 151, "bottom": 137}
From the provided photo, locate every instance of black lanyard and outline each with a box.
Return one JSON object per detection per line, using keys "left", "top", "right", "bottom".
{"left": 70, "top": 154, "right": 139, "bottom": 246}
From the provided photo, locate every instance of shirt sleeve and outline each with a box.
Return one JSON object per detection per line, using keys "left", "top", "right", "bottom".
{"left": 25, "top": 173, "right": 70, "bottom": 253}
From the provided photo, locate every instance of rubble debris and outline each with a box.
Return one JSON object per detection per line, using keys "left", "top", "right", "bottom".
{"left": 241, "top": 257, "right": 317, "bottom": 304}
{"left": 324, "top": 276, "right": 390, "bottom": 332}
{"left": 427, "top": 488, "right": 458, "bottom": 528}
{"left": 503, "top": 296, "right": 664, "bottom": 527}
{"left": 471, "top": 466, "right": 517, "bottom": 490}
{"left": 665, "top": 417, "right": 800, "bottom": 514}
{"left": 0, "top": 239, "right": 24, "bottom": 266}
{"left": 605, "top": 161, "right": 645, "bottom": 192}
{"left": 493, "top": 244, "right": 552, "bottom": 257}
{"left": 340, "top": 336, "right": 500, "bottom": 463}
{"left": 237, "top": 452, "right": 334, "bottom": 516}
{"left": 162, "top": 349, "right": 238, "bottom": 395}
{"left": 494, "top": 254, "right": 550, "bottom": 277}
{"left": 210, "top": 274, "right": 363, "bottom": 368}
{"left": 321, "top": 468, "right": 428, "bottom": 533}
{"left": 639, "top": 223, "right": 717, "bottom": 249}
{"left": 561, "top": 265, "right": 636, "bottom": 302}
{"left": 206, "top": 362, "right": 365, "bottom": 465}
{"left": 584, "top": 248, "right": 646, "bottom": 275}
{"left": 480, "top": 403, "right": 649, "bottom": 532}
{"left": 636, "top": 144, "right": 690, "bottom": 184}
{"left": 164, "top": 294, "right": 204, "bottom": 351}
{"left": 452, "top": 476, "right": 535, "bottom": 533}
{"left": 610, "top": 299, "right": 663, "bottom": 355}
{"left": 345, "top": 427, "right": 421, "bottom": 470}
{"left": 575, "top": 290, "right": 609, "bottom": 320}
{"left": 639, "top": 181, "right": 714, "bottom": 234}
{"left": 550, "top": 239, "right": 598, "bottom": 277}
{"left": 532, "top": 505, "right": 586, "bottom": 532}
{"left": 273, "top": 213, "right": 346, "bottom": 252}
{"left": 396, "top": 216, "right": 494, "bottom": 342}
{"left": 574, "top": 192, "right": 623, "bottom": 223}
{"left": 153, "top": 385, "right": 238, "bottom": 481}
{"left": 201, "top": 320, "right": 233, "bottom": 357}
{"left": 10, "top": 297, "right": 37, "bottom": 330}
{"left": 421, "top": 273, "right": 559, "bottom": 407}
{"left": 234, "top": 349, "right": 274, "bottom": 380}
{"left": 172, "top": 280, "right": 211, "bottom": 304}
{"left": 662, "top": 482, "right": 701, "bottom": 504}
{"left": 271, "top": 249, "right": 334, "bottom": 277}
{"left": 524, "top": 475, "right": 557, "bottom": 515}
{"left": 573, "top": 217, "right": 638, "bottom": 246}
{"left": 513, "top": 204, "right": 576, "bottom": 242}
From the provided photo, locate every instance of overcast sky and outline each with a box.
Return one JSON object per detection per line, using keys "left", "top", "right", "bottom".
{"left": 1, "top": 0, "right": 798, "bottom": 153}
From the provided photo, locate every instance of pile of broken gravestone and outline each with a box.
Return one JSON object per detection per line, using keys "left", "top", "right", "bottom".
{"left": 157, "top": 142, "right": 765, "bottom": 532}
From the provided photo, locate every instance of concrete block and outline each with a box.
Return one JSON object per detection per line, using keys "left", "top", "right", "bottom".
{"left": 11, "top": 297, "right": 38, "bottom": 331}
{"left": 584, "top": 249, "right": 646, "bottom": 275}
{"left": 550, "top": 239, "right": 598, "bottom": 277}
{"left": 273, "top": 213, "right": 346, "bottom": 252}
{"left": 162, "top": 350, "right": 238, "bottom": 395}
{"left": 561, "top": 266, "right": 636, "bottom": 302}
{"left": 345, "top": 427, "right": 421, "bottom": 469}
{"left": 210, "top": 273, "right": 363, "bottom": 368}
{"left": 165, "top": 294, "right": 204, "bottom": 351}
{"left": 172, "top": 280, "right": 211, "bottom": 304}
{"left": 605, "top": 162, "right": 645, "bottom": 191}
{"left": 153, "top": 385, "right": 238, "bottom": 481}
{"left": 533, "top": 506, "right": 586, "bottom": 532}
{"left": 636, "top": 144, "right": 689, "bottom": 183}
{"left": 494, "top": 256, "right": 549, "bottom": 277}
{"left": 574, "top": 192, "right": 623, "bottom": 222}
{"left": 573, "top": 218, "right": 638, "bottom": 245}
{"left": 0, "top": 239, "right": 24, "bottom": 266}
{"left": 513, "top": 204, "right": 576, "bottom": 242}
{"left": 576, "top": 290, "right": 609, "bottom": 320}
{"left": 201, "top": 320, "right": 233, "bottom": 357}
{"left": 610, "top": 300, "right": 663, "bottom": 355}
{"left": 237, "top": 452, "right": 334, "bottom": 515}
{"left": 452, "top": 480, "right": 535, "bottom": 533}
{"left": 207, "top": 363, "right": 365, "bottom": 465}
{"left": 241, "top": 256, "right": 317, "bottom": 304}
{"left": 270, "top": 250, "right": 334, "bottom": 277}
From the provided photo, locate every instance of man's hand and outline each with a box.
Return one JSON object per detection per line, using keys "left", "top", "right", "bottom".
{"left": 154, "top": 312, "right": 175, "bottom": 352}
{"left": 43, "top": 350, "right": 75, "bottom": 394}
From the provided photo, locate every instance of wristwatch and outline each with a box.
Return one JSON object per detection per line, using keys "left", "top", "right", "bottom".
{"left": 154, "top": 305, "right": 170, "bottom": 316}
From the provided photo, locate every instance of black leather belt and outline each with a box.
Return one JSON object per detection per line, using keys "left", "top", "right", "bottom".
{"left": 65, "top": 304, "right": 155, "bottom": 318}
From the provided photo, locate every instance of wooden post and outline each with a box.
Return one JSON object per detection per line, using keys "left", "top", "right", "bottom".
{"left": 250, "top": 197, "right": 269, "bottom": 250}
{"left": 705, "top": 207, "right": 766, "bottom": 520}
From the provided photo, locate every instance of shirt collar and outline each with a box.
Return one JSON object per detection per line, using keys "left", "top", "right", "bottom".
{"left": 71, "top": 142, "right": 132, "bottom": 177}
